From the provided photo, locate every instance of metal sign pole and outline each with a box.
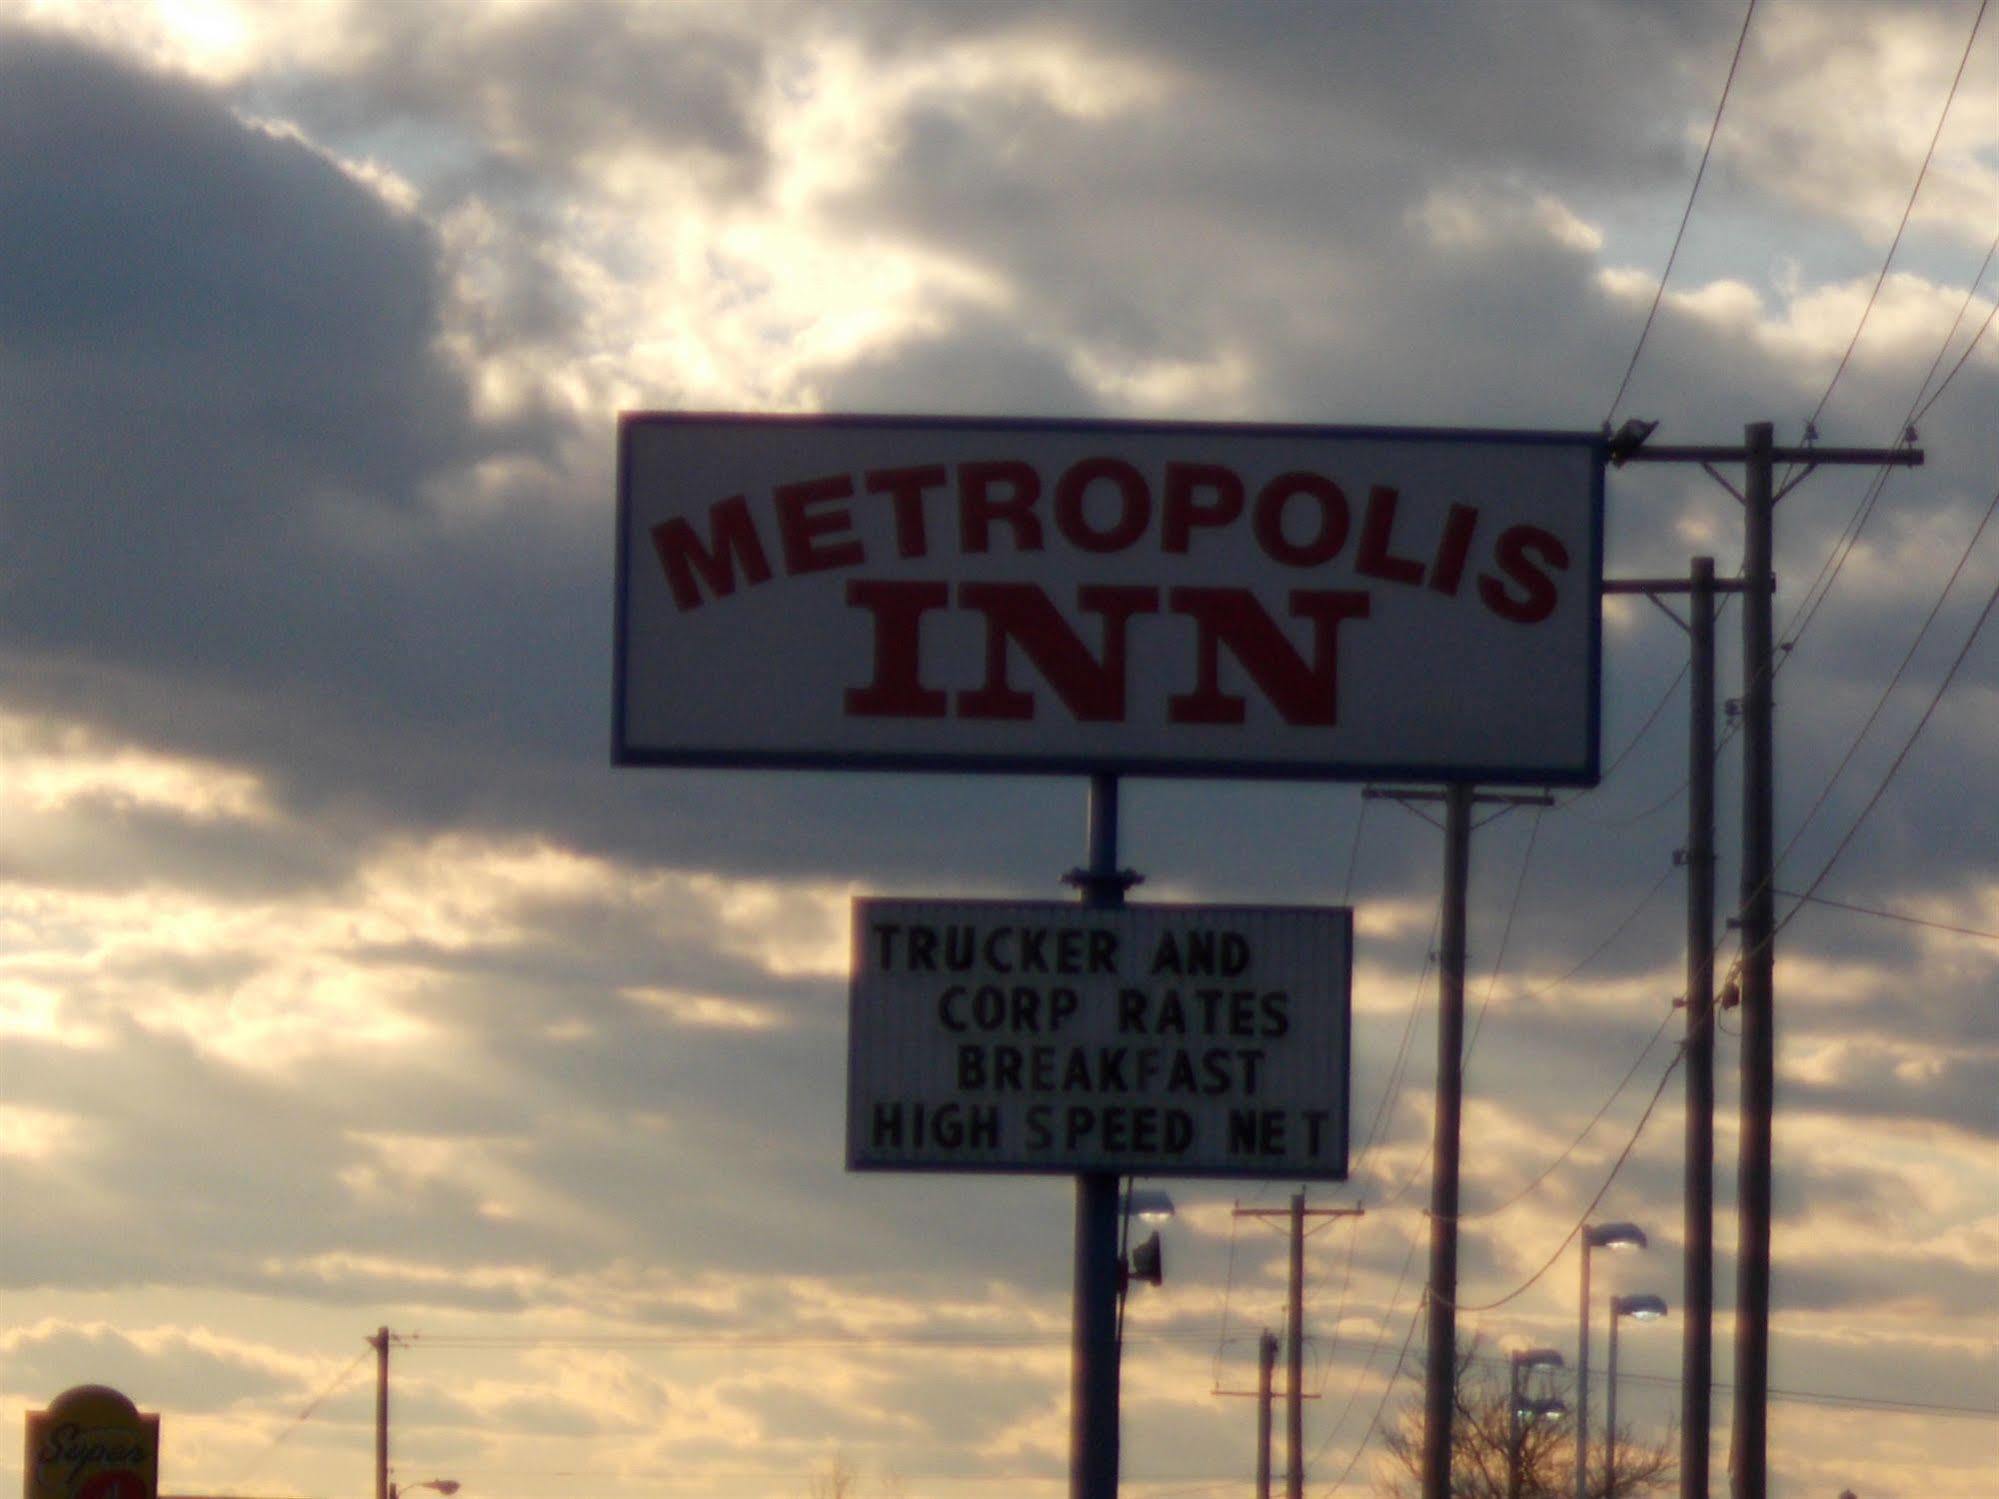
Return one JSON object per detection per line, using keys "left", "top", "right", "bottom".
{"left": 1071, "top": 772, "right": 1131, "bottom": 1499}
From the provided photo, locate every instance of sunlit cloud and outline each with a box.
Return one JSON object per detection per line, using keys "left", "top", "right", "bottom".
{"left": 0, "top": 709, "right": 272, "bottom": 823}
{"left": 0, "top": 1104, "right": 82, "bottom": 1162}
{"left": 620, "top": 985, "right": 784, "bottom": 1031}
{"left": 1717, "top": 2, "right": 1999, "bottom": 241}
{"left": 1412, "top": 183, "right": 1605, "bottom": 255}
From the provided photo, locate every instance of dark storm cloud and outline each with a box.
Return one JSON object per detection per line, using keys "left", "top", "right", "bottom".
{"left": 0, "top": 33, "right": 477, "bottom": 712}
{"left": 0, "top": 33, "right": 474, "bottom": 503}
{"left": 0, "top": 32, "right": 642, "bottom": 863}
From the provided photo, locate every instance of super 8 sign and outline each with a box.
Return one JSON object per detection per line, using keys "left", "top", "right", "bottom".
{"left": 614, "top": 414, "right": 1604, "bottom": 784}
{"left": 25, "top": 1386, "right": 158, "bottom": 1499}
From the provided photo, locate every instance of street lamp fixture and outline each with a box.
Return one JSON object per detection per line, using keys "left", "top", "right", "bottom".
{"left": 1507, "top": 1348, "right": 1567, "bottom": 1499}
{"left": 390, "top": 1483, "right": 460, "bottom": 1498}
{"left": 1117, "top": 1187, "right": 1172, "bottom": 1295}
{"left": 1612, "top": 1293, "right": 1668, "bottom": 1322}
{"left": 1120, "top": 1187, "right": 1176, "bottom": 1223}
{"left": 1585, "top": 1222, "right": 1648, "bottom": 1252}
{"left": 1576, "top": 1223, "right": 1648, "bottom": 1499}
{"left": 1608, "top": 1294, "right": 1669, "bottom": 1488}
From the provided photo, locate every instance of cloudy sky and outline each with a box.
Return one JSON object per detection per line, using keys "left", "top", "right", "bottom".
{"left": 1, "top": 1, "right": 1994, "bottom": 1496}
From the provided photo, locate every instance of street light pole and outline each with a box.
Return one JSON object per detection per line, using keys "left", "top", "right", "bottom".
{"left": 1510, "top": 1361, "right": 1524, "bottom": 1499}
{"left": 1576, "top": 1249, "right": 1590, "bottom": 1499}
{"left": 1608, "top": 1311, "right": 1621, "bottom": 1492}
{"left": 1608, "top": 1295, "right": 1669, "bottom": 1492}
{"left": 1508, "top": 1349, "right": 1564, "bottom": 1499}
{"left": 1576, "top": 1224, "right": 1647, "bottom": 1499}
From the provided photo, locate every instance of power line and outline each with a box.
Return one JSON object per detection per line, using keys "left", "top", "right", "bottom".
{"left": 1454, "top": 1350, "right": 1999, "bottom": 1421}
{"left": 229, "top": 1346, "right": 372, "bottom": 1485}
{"left": 1211, "top": 1202, "right": 1245, "bottom": 1392}
{"left": 1781, "top": 238, "right": 1991, "bottom": 665}
{"left": 1773, "top": 886, "right": 1999, "bottom": 942}
{"left": 1605, "top": 0, "right": 1759, "bottom": 423}
{"left": 412, "top": 1329, "right": 1214, "bottom": 1351}
{"left": 1350, "top": 902, "right": 1442, "bottom": 1183}
{"left": 1450, "top": 1006, "right": 1678, "bottom": 1224}
{"left": 1908, "top": 225, "right": 1999, "bottom": 423}
{"left": 1308, "top": 1206, "right": 1369, "bottom": 1399}
{"left": 1445, "top": 1039, "right": 1686, "bottom": 1315}
{"left": 1911, "top": 288, "right": 1997, "bottom": 425}
{"left": 1316, "top": 1283, "right": 1426, "bottom": 1493}
{"left": 1778, "top": 573, "right": 1998, "bottom": 932}
{"left": 1795, "top": 0, "right": 1991, "bottom": 444}
{"left": 1307, "top": 1217, "right": 1425, "bottom": 1464}
{"left": 1460, "top": 807, "right": 1546, "bottom": 1064}
{"left": 1775, "top": 486, "right": 1998, "bottom": 875}
{"left": 1339, "top": 793, "right": 1372, "bottom": 905}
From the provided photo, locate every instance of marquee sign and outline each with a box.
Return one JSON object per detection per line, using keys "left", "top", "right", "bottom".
{"left": 848, "top": 899, "right": 1351, "bottom": 1178}
{"left": 615, "top": 413, "right": 1604, "bottom": 784}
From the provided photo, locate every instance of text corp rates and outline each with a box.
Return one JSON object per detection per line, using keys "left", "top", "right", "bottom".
{"left": 849, "top": 904, "right": 1351, "bottom": 1176}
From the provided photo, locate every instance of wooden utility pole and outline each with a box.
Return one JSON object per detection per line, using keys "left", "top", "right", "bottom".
{"left": 371, "top": 1326, "right": 390, "bottom": 1499}
{"left": 1364, "top": 784, "right": 1550, "bottom": 1499}
{"left": 1422, "top": 782, "right": 1473, "bottom": 1499}
{"left": 1257, "top": 1328, "right": 1278, "bottom": 1499}
{"left": 1734, "top": 423, "right": 1778, "bottom": 1499}
{"left": 1287, "top": 1191, "right": 1306, "bottom": 1499}
{"left": 1602, "top": 557, "right": 1740, "bottom": 1499}
{"left": 1684, "top": 556, "right": 1720, "bottom": 1499}
{"left": 1232, "top": 1199, "right": 1362, "bottom": 1497}
{"left": 1617, "top": 424, "right": 1920, "bottom": 1499}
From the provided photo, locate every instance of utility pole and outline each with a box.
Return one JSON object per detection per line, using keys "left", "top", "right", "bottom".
{"left": 1684, "top": 555, "right": 1719, "bottom": 1499}
{"left": 1066, "top": 773, "right": 1138, "bottom": 1499}
{"left": 1365, "top": 783, "right": 1551, "bottom": 1499}
{"left": 1287, "top": 1190, "right": 1305, "bottom": 1499}
{"left": 1602, "top": 557, "right": 1740, "bottom": 1499}
{"left": 1258, "top": 1328, "right": 1278, "bottom": 1499}
{"left": 1422, "top": 782, "right": 1472, "bottom": 1499}
{"left": 1615, "top": 423, "right": 1920, "bottom": 1499}
{"left": 1232, "top": 1198, "right": 1361, "bottom": 1498}
{"left": 1733, "top": 422, "right": 1777, "bottom": 1499}
{"left": 371, "top": 1326, "right": 390, "bottom": 1499}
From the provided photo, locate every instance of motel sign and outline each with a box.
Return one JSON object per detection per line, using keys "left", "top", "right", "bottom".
{"left": 614, "top": 414, "right": 1604, "bottom": 784}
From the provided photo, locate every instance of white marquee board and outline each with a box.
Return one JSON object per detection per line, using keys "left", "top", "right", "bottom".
{"left": 615, "top": 413, "right": 1605, "bottom": 784}
{"left": 848, "top": 899, "right": 1352, "bottom": 1178}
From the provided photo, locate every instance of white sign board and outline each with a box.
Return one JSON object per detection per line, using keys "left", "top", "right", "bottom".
{"left": 848, "top": 899, "right": 1351, "bottom": 1178}
{"left": 616, "top": 413, "right": 1604, "bottom": 783}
